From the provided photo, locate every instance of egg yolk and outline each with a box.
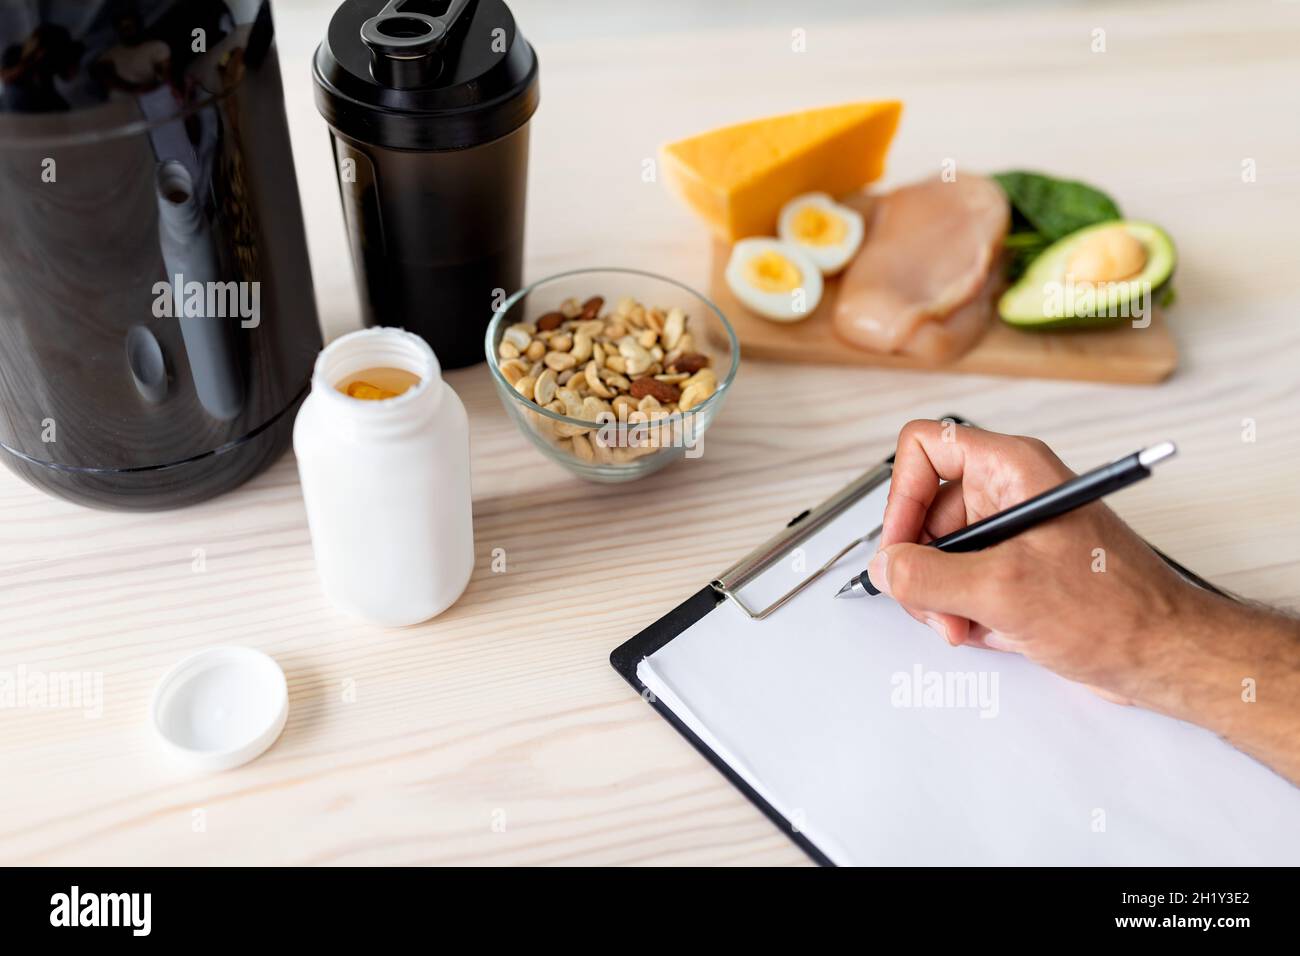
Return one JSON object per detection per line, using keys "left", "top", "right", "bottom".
{"left": 789, "top": 205, "right": 847, "bottom": 247}
{"left": 744, "top": 250, "right": 802, "bottom": 292}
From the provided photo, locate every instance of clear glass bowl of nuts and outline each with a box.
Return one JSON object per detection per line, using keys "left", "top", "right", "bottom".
{"left": 486, "top": 268, "right": 739, "bottom": 482}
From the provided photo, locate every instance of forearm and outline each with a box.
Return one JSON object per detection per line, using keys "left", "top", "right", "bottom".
{"left": 1140, "top": 589, "right": 1300, "bottom": 785}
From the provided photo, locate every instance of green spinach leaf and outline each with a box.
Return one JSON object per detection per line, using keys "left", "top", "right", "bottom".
{"left": 993, "top": 171, "right": 1123, "bottom": 241}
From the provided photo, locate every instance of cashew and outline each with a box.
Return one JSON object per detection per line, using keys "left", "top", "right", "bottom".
{"left": 499, "top": 358, "right": 528, "bottom": 385}
{"left": 662, "top": 307, "right": 686, "bottom": 350}
{"left": 503, "top": 325, "right": 532, "bottom": 351}
{"left": 581, "top": 395, "right": 611, "bottom": 423}
{"left": 544, "top": 350, "right": 578, "bottom": 372}
{"left": 570, "top": 432, "right": 595, "bottom": 462}
{"left": 683, "top": 368, "right": 717, "bottom": 394}
{"left": 619, "top": 337, "right": 653, "bottom": 376}
{"left": 555, "top": 390, "right": 589, "bottom": 436}
{"left": 504, "top": 292, "right": 716, "bottom": 468}
{"left": 585, "top": 360, "right": 614, "bottom": 398}
{"left": 571, "top": 331, "right": 593, "bottom": 363}
{"left": 591, "top": 433, "right": 615, "bottom": 464}
{"left": 534, "top": 367, "right": 558, "bottom": 406}
{"left": 612, "top": 394, "right": 638, "bottom": 418}
{"left": 679, "top": 379, "right": 715, "bottom": 412}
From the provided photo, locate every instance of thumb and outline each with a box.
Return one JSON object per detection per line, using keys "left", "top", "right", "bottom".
{"left": 869, "top": 542, "right": 992, "bottom": 623}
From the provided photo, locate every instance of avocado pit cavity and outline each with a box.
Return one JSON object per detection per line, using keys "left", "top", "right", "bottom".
{"left": 1065, "top": 225, "right": 1147, "bottom": 284}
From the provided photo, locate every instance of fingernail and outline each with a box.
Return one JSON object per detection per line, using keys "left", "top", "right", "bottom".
{"left": 867, "top": 549, "right": 890, "bottom": 595}
{"left": 924, "top": 616, "right": 947, "bottom": 641}
{"left": 982, "top": 632, "right": 1014, "bottom": 652}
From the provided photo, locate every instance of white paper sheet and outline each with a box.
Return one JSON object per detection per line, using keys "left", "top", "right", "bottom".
{"left": 638, "top": 483, "right": 1300, "bottom": 865}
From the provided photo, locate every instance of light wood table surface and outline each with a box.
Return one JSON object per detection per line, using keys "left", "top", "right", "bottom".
{"left": 2, "top": 0, "right": 1298, "bottom": 865}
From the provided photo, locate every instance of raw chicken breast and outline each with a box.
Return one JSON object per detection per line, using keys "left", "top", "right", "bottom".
{"left": 900, "top": 267, "right": 1000, "bottom": 362}
{"left": 832, "top": 175, "right": 1009, "bottom": 358}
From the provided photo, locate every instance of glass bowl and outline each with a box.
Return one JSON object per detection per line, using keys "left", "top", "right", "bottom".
{"left": 485, "top": 268, "right": 739, "bottom": 482}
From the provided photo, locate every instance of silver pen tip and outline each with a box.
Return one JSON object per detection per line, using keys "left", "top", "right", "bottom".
{"left": 1138, "top": 440, "right": 1177, "bottom": 468}
{"left": 835, "top": 581, "right": 853, "bottom": 598}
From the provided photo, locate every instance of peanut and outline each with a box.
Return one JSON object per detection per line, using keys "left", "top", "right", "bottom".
{"left": 497, "top": 292, "right": 722, "bottom": 467}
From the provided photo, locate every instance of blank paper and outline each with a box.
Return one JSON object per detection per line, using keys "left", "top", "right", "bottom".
{"left": 638, "top": 483, "right": 1300, "bottom": 865}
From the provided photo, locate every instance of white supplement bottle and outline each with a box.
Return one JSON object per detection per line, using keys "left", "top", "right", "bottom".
{"left": 293, "top": 327, "right": 474, "bottom": 626}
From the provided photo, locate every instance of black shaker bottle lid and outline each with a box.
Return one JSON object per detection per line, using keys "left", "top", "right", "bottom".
{"left": 313, "top": 0, "right": 539, "bottom": 151}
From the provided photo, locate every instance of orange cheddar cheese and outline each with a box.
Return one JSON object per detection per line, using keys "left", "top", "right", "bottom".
{"left": 661, "top": 101, "right": 902, "bottom": 242}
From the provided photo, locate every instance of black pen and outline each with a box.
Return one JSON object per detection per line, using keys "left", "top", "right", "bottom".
{"left": 835, "top": 441, "right": 1178, "bottom": 598}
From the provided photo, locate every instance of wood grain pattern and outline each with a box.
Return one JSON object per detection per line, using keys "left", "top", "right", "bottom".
{"left": 1, "top": 0, "right": 1298, "bottom": 866}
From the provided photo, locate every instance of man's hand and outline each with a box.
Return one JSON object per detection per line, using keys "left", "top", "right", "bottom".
{"left": 870, "top": 420, "right": 1300, "bottom": 783}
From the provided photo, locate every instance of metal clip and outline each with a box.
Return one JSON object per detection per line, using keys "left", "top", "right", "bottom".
{"left": 711, "top": 461, "right": 892, "bottom": 621}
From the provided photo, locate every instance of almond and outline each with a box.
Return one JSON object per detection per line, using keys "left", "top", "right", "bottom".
{"left": 629, "top": 376, "right": 681, "bottom": 404}
{"left": 669, "top": 351, "right": 710, "bottom": 375}
{"left": 536, "top": 311, "right": 565, "bottom": 331}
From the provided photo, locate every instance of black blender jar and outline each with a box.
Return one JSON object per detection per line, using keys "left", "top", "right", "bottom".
{"left": 0, "top": 0, "right": 322, "bottom": 510}
{"left": 313, "top": 0, "right": 539, "bottom": 369}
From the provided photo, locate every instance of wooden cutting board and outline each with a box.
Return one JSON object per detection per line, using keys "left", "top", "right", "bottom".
{"left": 708, "top": 198, "right": 1178, "bottom": 384}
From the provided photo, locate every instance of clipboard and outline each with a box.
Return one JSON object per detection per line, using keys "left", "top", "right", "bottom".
{"left": 609, "top": 417, "right": 1241, "bottom": 867}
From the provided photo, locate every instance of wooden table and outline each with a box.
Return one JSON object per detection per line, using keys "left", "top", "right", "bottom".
{"left": 2, "top": 0, "right": 1297, "bottom": 865}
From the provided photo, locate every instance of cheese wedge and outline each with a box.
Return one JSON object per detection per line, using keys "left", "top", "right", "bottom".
{"left": 662, "top": 101, "right": 902, "bottom": 241}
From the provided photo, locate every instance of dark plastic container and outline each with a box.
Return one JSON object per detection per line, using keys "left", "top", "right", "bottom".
{"left": 0, "top": 0, "right": 322, "bottom": 510}
{"left": 313, "top": 0, "right": 539, "bottom": 370}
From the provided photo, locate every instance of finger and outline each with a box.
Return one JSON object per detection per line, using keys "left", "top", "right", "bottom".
{"left": 880, "top": 420, "right": 960, "bottom": 549}
{"left": 882, "top": 420, "right": 1001, "bottom": 548}
{"left": 881, "top": 420, "right": 1072, "bottom": 548}
{"left": 868, "top": 542, "right": 1003, "bottom": 630}
{"left": 964, "top": 626, "right": 1018, "bottom": 653}
{"left": 871, "top": 563, "right": 972, "bottom": 647}
{"left": 919, "top": 480, "right": 968, "bottom": 544}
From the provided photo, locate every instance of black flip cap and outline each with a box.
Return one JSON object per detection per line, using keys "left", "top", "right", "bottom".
{"left": 313, "top": 0, "right": 539, "bottom": 151}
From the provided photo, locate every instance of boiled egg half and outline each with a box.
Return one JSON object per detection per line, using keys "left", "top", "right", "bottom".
{"left": 725, "top": 238, "right": 823, "bottom": 322}
{"left": 777, "top": 192, "right": 865, "bottom": 275}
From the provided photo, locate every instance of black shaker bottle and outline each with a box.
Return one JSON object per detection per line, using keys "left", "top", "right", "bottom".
{"left": 313, "top": 0, "right": 539, "bottom": 369}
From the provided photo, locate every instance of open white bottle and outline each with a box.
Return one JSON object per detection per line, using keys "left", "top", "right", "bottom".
{"left": 293, "top": 327, "right": 474, "bottom": 626}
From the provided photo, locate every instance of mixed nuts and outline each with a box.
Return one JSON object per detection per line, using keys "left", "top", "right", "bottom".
{"left": 496, "top": 295, "right": 719, "bottom": 464}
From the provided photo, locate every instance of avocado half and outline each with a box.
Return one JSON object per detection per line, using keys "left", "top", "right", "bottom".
{"left": 998, "top": 220, "right": 1176, "bottom": 329}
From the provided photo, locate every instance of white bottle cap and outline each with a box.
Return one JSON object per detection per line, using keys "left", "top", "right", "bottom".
{"left": 150, "top": 646, "right": 289, "bottom": 772}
